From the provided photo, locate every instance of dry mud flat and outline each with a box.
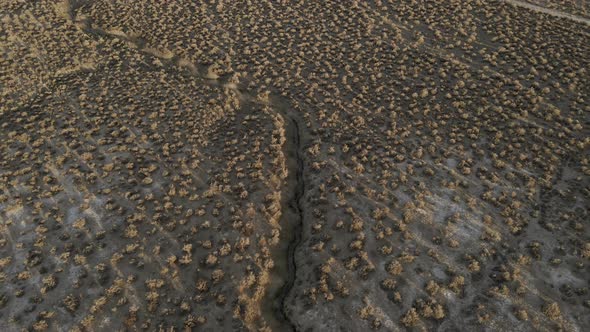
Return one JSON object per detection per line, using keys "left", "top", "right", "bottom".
{"left": 0, "top": 0, "right": 589, "bottom": 331}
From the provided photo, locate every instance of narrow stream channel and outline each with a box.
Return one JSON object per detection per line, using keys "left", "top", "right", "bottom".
{"left": 271, "top": 113, "right": 305, "bottom": 332}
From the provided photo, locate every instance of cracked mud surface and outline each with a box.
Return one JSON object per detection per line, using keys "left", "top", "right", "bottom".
{"left": 1, "top": 1, "right": 589, "bottom": 331}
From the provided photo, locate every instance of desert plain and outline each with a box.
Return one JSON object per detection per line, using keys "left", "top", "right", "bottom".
{"left": 0, "top": 0, "right": 589, "bottom": 331}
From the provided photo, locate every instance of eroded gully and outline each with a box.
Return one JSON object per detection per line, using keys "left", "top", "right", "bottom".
{"left": 66, "top": 2, "right": 306, "bottom": 330}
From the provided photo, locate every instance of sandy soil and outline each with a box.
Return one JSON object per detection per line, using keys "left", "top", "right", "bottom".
{"left": 0, "top": 0, "right": 588, "bottom": 331}
{"left": 504, "top": 0, "right": 590, "bottom": 24}
{"left": 516, "top": 0, "right": 589, "bottom": 19}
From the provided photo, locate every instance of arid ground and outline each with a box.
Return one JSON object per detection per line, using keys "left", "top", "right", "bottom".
{"left": 0, "top": 0, "right": 588, "bottom": 331}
